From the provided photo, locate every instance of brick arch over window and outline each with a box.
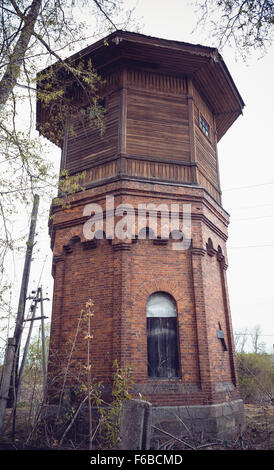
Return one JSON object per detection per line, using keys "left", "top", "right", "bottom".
{"left": 132, "top": 279, "right": 185, "bottom": 312}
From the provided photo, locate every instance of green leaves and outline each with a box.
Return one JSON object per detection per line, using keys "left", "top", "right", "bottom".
{"left": 96, "top": 360, "right": 134, "bottom": 450}
{"left": 236, "top": 352, "right": 274, "bottom": 403}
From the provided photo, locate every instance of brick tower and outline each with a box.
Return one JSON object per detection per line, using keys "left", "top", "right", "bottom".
{"left": 37, "top": 31, "right": 245, "bottom": 439}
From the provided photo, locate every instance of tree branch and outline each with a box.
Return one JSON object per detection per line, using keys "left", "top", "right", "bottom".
{"left": 58, "top": 395, "right": 89, "bottom": 446}
{"left": 0, "top": 0, "right": 42, "bottom": 109}
{"left": 92, "top": 0, "right": 118, "bottom": 30}
{"left": 151, "top": 425, "right": 197, "bottom": 450}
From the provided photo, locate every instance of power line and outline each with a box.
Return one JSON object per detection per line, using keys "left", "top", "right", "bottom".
{"left": 36, "top": 255, "right": 48, "bottom": 289}
{"left": 223, "top": 181, "right": 274, "bottom": 192}
{"left": 230, "top": 202, "right": 274, "bottom": 211}
{"left": 229, "top": 244, "right": 274, "bottom": 249}
{"left": 234, "top": 334, "right": 274, "bottom": 336}
{"left": 232, "top": 214, "right": 274, "bottom": 221}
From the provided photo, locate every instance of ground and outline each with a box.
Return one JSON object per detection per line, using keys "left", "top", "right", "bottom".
{"left": 0, "top": 403, "right": 273, "bottom": 450}
{"left": 240, "top": 404, "right": 274, "bottom": 450}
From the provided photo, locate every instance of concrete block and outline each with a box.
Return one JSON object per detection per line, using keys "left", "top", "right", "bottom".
{"left": 118, "top": 399, "right": 152, "bottom": 450}
{"left": 151, "top": 400, "right": 245, "bottom": 441}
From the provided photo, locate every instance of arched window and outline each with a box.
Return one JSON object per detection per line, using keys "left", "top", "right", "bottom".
{"left": 146, "top": 292, "right": 180, "bottom": 378}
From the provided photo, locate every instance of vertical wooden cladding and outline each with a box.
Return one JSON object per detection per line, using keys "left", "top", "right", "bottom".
{"left": 81, "top": 159, "right": 118, "bottom": 185}
{"left": 127, "top": 69, "right": 190, "bottom": 162}
{"left": 192, "top": 84, "right": 221, "bottom": 202}
{"left": 194, "top": 101, "right": 217, "bottom": 185}
{"left": 127, "top": 69, "right": 188, "bottom": 95}
{"left": 65, "top": 89, "right": 120, "bottom": 173}
{"left": 63, "top": 65, "right": 222, "bottom": 204}
{"left": 127, "top": 91, "right": 190, "bottom": 161}
{"left": 197, "top": 172, "right": 221, "bottom": 204}
{"left": 124, "top": 158, "right": 192, "bottom": 184}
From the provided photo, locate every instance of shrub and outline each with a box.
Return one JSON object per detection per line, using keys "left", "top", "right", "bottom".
{"left": 236, "top": 353, "right": 274, "bottom": 403}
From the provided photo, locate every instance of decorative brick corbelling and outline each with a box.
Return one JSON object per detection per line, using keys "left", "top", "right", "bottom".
{"left": 49, "top": 179, "right": 229, "bottom": 249}
{"left": 191, "top": 247, "right": 206, "bottom": 256}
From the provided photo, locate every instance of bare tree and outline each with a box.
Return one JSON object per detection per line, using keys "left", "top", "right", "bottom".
{"left": 234, "top": 327, "right": 249, "bottom": 353}
{"left": 0, "top": 0, "right": 42, "bottom": 109}
{"left": 250, "top": 325, "right": 266, "bottom": 353}
{"left": 234, "top": 325, "right": 266, "bottom": 353}
{"left": 0, "top": 1, "right": 133, "bottom": 109}
{"left": 194, "top": 0, "right": 274, "bottom": 56}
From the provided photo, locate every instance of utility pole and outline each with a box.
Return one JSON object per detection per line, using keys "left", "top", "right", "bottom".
{"left": 17, "top": 294, "right": 39, "bottom": 395}
{"left": 13, "top": 194, "right": 40, "bottom": 389}
{"left": 39, "top": 286, "right": 48, "bottom": 399}
{"left": 11, "top": 287, "right": 49, "bottom": 438}
{"left": 17, "top": 287, "right": 49, "bottom": 401}
{"left": 0, "top": 194, "right": 39, "bottom": 435}
{"left": 0, "top": 338, "right": 16, "bottom": 434}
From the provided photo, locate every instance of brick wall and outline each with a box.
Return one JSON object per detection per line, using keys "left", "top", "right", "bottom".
{"left": 47, "top": 180, "right": 240, "bottom": 406}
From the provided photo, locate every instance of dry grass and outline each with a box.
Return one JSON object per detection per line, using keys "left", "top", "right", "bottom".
{"left": 242, "top": 404, "right": 274, "bottom": 450}
{"left": 0, "top": 403, "right": 273, "bottom": 450}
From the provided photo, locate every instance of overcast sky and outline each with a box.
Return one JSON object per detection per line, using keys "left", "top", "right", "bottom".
{"left": 5, "top": 0, "right": 274, "bottom": 354}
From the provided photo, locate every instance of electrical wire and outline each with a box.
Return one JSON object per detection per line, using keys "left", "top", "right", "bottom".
{"left": 229, "top": 202, "right": 274, "bottom": 211}
{"left": 229, "top": 244, "right": 274, "bottom": 249}
{"left": 234, "top": 334, "right": 274, "bottom": 336}
{"left": 223, "top": 181, "right": 274, "bottom": 191}
{"left": 232, "top": 214, "right": 274, "bottom": 221}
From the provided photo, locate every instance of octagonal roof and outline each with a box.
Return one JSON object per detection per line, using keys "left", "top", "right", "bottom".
{"left": 36, "top": 30, "right": 245, "bottom": 146}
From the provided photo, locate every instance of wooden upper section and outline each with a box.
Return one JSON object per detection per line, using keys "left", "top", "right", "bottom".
{"left": 36, "top": 31, "right": 244, "bottom": 205}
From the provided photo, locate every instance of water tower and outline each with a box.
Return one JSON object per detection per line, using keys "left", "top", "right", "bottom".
{"left": 37, "top": 31, "right": 245, "bottom": 439}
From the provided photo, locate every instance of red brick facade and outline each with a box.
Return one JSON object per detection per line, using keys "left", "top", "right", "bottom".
{"left": 47, "top": 180, "right": 240, "bottom": 407}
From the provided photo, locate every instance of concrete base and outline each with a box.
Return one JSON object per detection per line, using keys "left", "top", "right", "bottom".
{"left": 151, "top": 399, "right": 245, "bottom": 444}
{"left": 41, "top": 397, "right": 245, "bottom": 448}
{"left": 119, "top": 399, "right": 152, "bottom": 450}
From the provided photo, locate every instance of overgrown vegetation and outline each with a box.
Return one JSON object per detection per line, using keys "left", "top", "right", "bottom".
{"left": 236, "top": 353, "right": 274, "bottom": 404}
{"left": 0, "top": 299, "right": 135, "bottom": 449}
{"left": 1, "top": 311, "right": 273, "bottom": 449}
{"left": 0, "top": 361, "right": 134, "bottom": 449}
{"left": 1, "top": 346, "right": 273, "bottom": 449}
{"left": 96, "top": 360, "right": 134, "bottom": 450}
